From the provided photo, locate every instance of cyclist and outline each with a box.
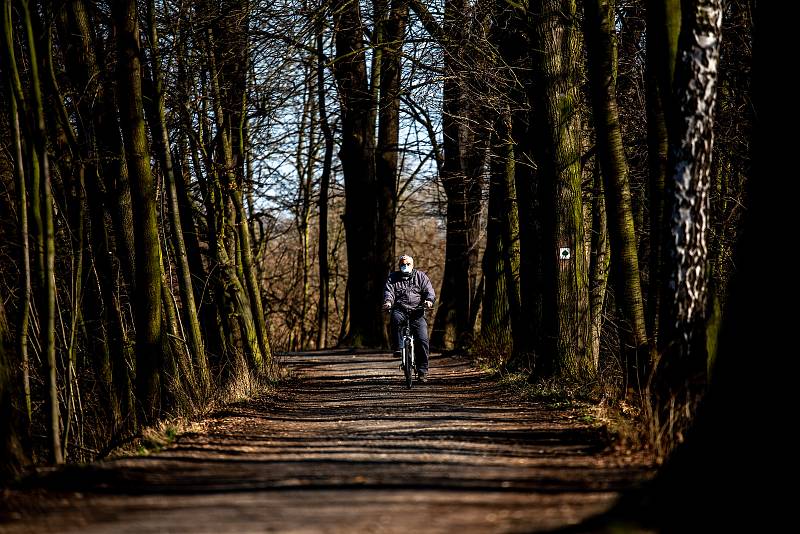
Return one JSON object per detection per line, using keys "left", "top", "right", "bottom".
{"left": 382, "top": 254, "right": 435, "bottom": 381}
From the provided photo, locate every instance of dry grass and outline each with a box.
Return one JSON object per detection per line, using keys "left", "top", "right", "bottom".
{"left": 106, "top": 418, "right": 209, "bottom": 458}
{"left": 105, "top": 359, "right": 290, "bottom": 460}
{"left": 640, "top": 389, "right": 703, "bottom": 462}
{"left": 467, "top": 334, "right": 659, "bottom": 461}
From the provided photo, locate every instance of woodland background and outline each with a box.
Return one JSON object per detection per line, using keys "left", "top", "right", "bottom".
{"left": 0, "top": 5, "right": 762, "bottom": 521}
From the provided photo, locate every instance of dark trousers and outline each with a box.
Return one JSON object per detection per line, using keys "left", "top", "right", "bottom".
{"left": 390, "top": 308, "right": 430, "bottom": 372}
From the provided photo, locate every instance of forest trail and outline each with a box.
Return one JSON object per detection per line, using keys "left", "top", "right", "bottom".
{"left": 0, "top": 351, "right": 653, "bottom": 533}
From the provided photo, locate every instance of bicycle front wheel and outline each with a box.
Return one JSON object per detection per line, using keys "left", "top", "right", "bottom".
{"left": 403, "top": 348, "right": 413, "bottom": 389}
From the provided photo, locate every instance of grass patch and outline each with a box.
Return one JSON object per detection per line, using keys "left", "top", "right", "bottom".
{"left": 103, "top": 362, "right": 291, "bottom": 461}
{"left": 494, "top": 370, "right": 591, "bottom": 403}
{"left": 591, "top": 399, "right": 648, "bottom": 454}
{"left": 106, "top": 418, "right": 208, "bottom": 458}
{"left": 468, "top": 340, "right": 651, "bottom": 457}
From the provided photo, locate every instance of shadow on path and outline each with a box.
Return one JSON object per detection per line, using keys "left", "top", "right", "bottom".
{"left": 1, "top": 351, "right": 654, "bottom": 534}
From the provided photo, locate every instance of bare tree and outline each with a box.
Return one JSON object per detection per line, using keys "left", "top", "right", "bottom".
{"left": 115, "top": 0, "right": 164, "bottom": 424}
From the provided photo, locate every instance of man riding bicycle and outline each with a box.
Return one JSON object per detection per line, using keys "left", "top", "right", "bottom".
{"left": 383, "top": 254, "right": 435, "bottom": 382}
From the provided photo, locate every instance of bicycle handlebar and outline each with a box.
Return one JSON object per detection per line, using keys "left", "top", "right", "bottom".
{"left": 383, "top": 303, "right": 431, "bottom": 313}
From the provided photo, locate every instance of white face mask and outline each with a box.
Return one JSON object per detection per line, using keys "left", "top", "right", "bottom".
{"left": 400, "top": 264, "right": 412, "bottom": 274}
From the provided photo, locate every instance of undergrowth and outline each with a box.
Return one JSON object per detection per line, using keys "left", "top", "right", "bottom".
{"left": 106, "top": 361, "right": 290, "bottom": 460}
{"left": 468, "top": 336, "right": 652, "bottom": 456}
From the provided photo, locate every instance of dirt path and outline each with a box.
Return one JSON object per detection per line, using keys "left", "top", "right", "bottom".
{"left": 0, "top": 351, "right": 653, "bottom": 533}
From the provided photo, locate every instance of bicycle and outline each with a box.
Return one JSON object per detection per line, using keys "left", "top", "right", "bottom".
{"left": 392, "top": 305, "right": 428, "bottom": 389}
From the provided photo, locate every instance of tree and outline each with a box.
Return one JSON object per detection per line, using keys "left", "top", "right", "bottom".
{"left": 410, "top": 0, "right": 489, "bottom": 350}
{"left": 331, "top": 0, "right": 388, "bottom": 347}
{"left": 315, "top": 17, "right": 334, "bottom": 349}
{"left": 480, "top": 126, "right": 513, "bottom": 348}
{"left": 612, "top": 4, "right": 777, "bottom": 529}
{"left": 203, "top": 25, "right": 270, "bottom": 373}
{"left": 209, "top": 7, "right": 274, "bottom": 373}
{"left": 584, "top": 0, "right": 649, "bottom": 381}
{"left": 1, "top": 0, "right": 31, "bottom": 427}
{"left": 645, "top": 0, "right": 681, "bottom": 347}
{"left": 489, "top": 0, "right": 539, "bottom": 371}
{"left": 654, "top": 0, "right": 723, "bottom": 402}
{"left": 0, "top": 294, "right": 29, "bottom": 479}
{"left": 143, "top": 0, "right": 210, "bottom": 399}
{"left": 529, "top": 0, "right": 593, "bottom": 380}
{"left": 115, "top": 0, "right": 163, "bottom": 424}
{"left": 376, "top": 0, "right": 410, "bottom": 280}
{"left": 11, "top": 0, "right": 64, "bottom": 463}
{"left": 56, "top": 0, "right": 134, "bottom": 433}
{"left": 588, "top": 163, "right": 610, "bottom": 369}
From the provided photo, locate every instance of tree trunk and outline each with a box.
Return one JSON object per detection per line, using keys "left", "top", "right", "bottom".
{"left": 655, "top": 0, "right": 722, "bottom": 392}
{"left": 173, "top": 20, "right": 226, "bottom": 366}
{"left": 3, "top": 3, "right": 41, "bottom": 279}
{"left": 160, "top": 262, "right": 190, "bottom": 405}
{"left": 56, "top": 2, "right": 135, "bottom": 427}
{"left": 184, "top": 105, "right": 240, "bottom": 371}
{"left": 1, "top": 0, "right": 32, "bottom": 472}
{"left": 584, "top": 0, "right": 649, "bottom": 380}
{"left": 294, "top": 74, "right": 314, "bottom": 349}
{"left": 115, "top": 0, "right": 163, "bottom": 424}
{"left": 2, "top": 27, "right": 33, "bottom": 424}
{"left": 82, "top": 203, "right": 128, "bottom": 433}
{"left": 194, "top": 116, "right": 263, "bottom": 374}
{"left": 376, "top": 0, "right": 408, "bottom": 283}
{"left": 588, "top": 163, "right": 610, "bottom": 370}
{"left": 486, "top": 0, "right": 538, "bottom": 370}
{"left": 219, "top": 2, "right": 250, "bottom": 195}
{"left": 480, "top": 130, "right": 512, "bottom": 348}
{"left": 206, "top": 28, "right": 272, "bottom": 373}
{"left": 57, "top": 0, "right": 135, "bottom": 429}
{"left": 174, "top": 145, "right": 208, "bottom": 308}
{"left": 190, "top": 32, "right": 262, "bottom": 375}
{"left": 0, "top": 295, "right": 29, "bottom": 479}
{"left": 17, "top": 0, "right": 63, "bottom": 464}
{"left": 58, "top": 0, "right": 135, "bottom": 304}
{"left": 499, "top": 118, "right": 524, "bottom": 370}
{"left": 645, "top": 0, "right": 681, "bottom": 349}
{"left": 315, "top": 23, "right": 333, "bottom": 350}
{"left": 331, "top": 0, "right": 383, "bottom": 347}
{"left": 632, "top": 4, "right": 763, "bottom": 529}
{"left": 144, "top": 0, "right": 209, "bottom": 397}
{"left": 530, "top": 0, "right": 592, "bottom": 380}
{"left": 61, "top": 165, "right": 86, "bottom": 462}
{"left": 430, "top": 0, "right": 486, "bottom": 351}
{"left": 512, "top": 132, "right": 545, "bottom": 371}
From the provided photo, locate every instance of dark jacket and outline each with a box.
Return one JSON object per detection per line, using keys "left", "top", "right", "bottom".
{"left": 383, "top": 269, "right": 435, "bottom": 312}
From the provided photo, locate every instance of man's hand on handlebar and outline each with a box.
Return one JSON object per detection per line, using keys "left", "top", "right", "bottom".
{"left": 383, "top": 301, "right": 392, "bottom": 311}
{"left": 424, "top": 300, "right": 433, "bottom": 309}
